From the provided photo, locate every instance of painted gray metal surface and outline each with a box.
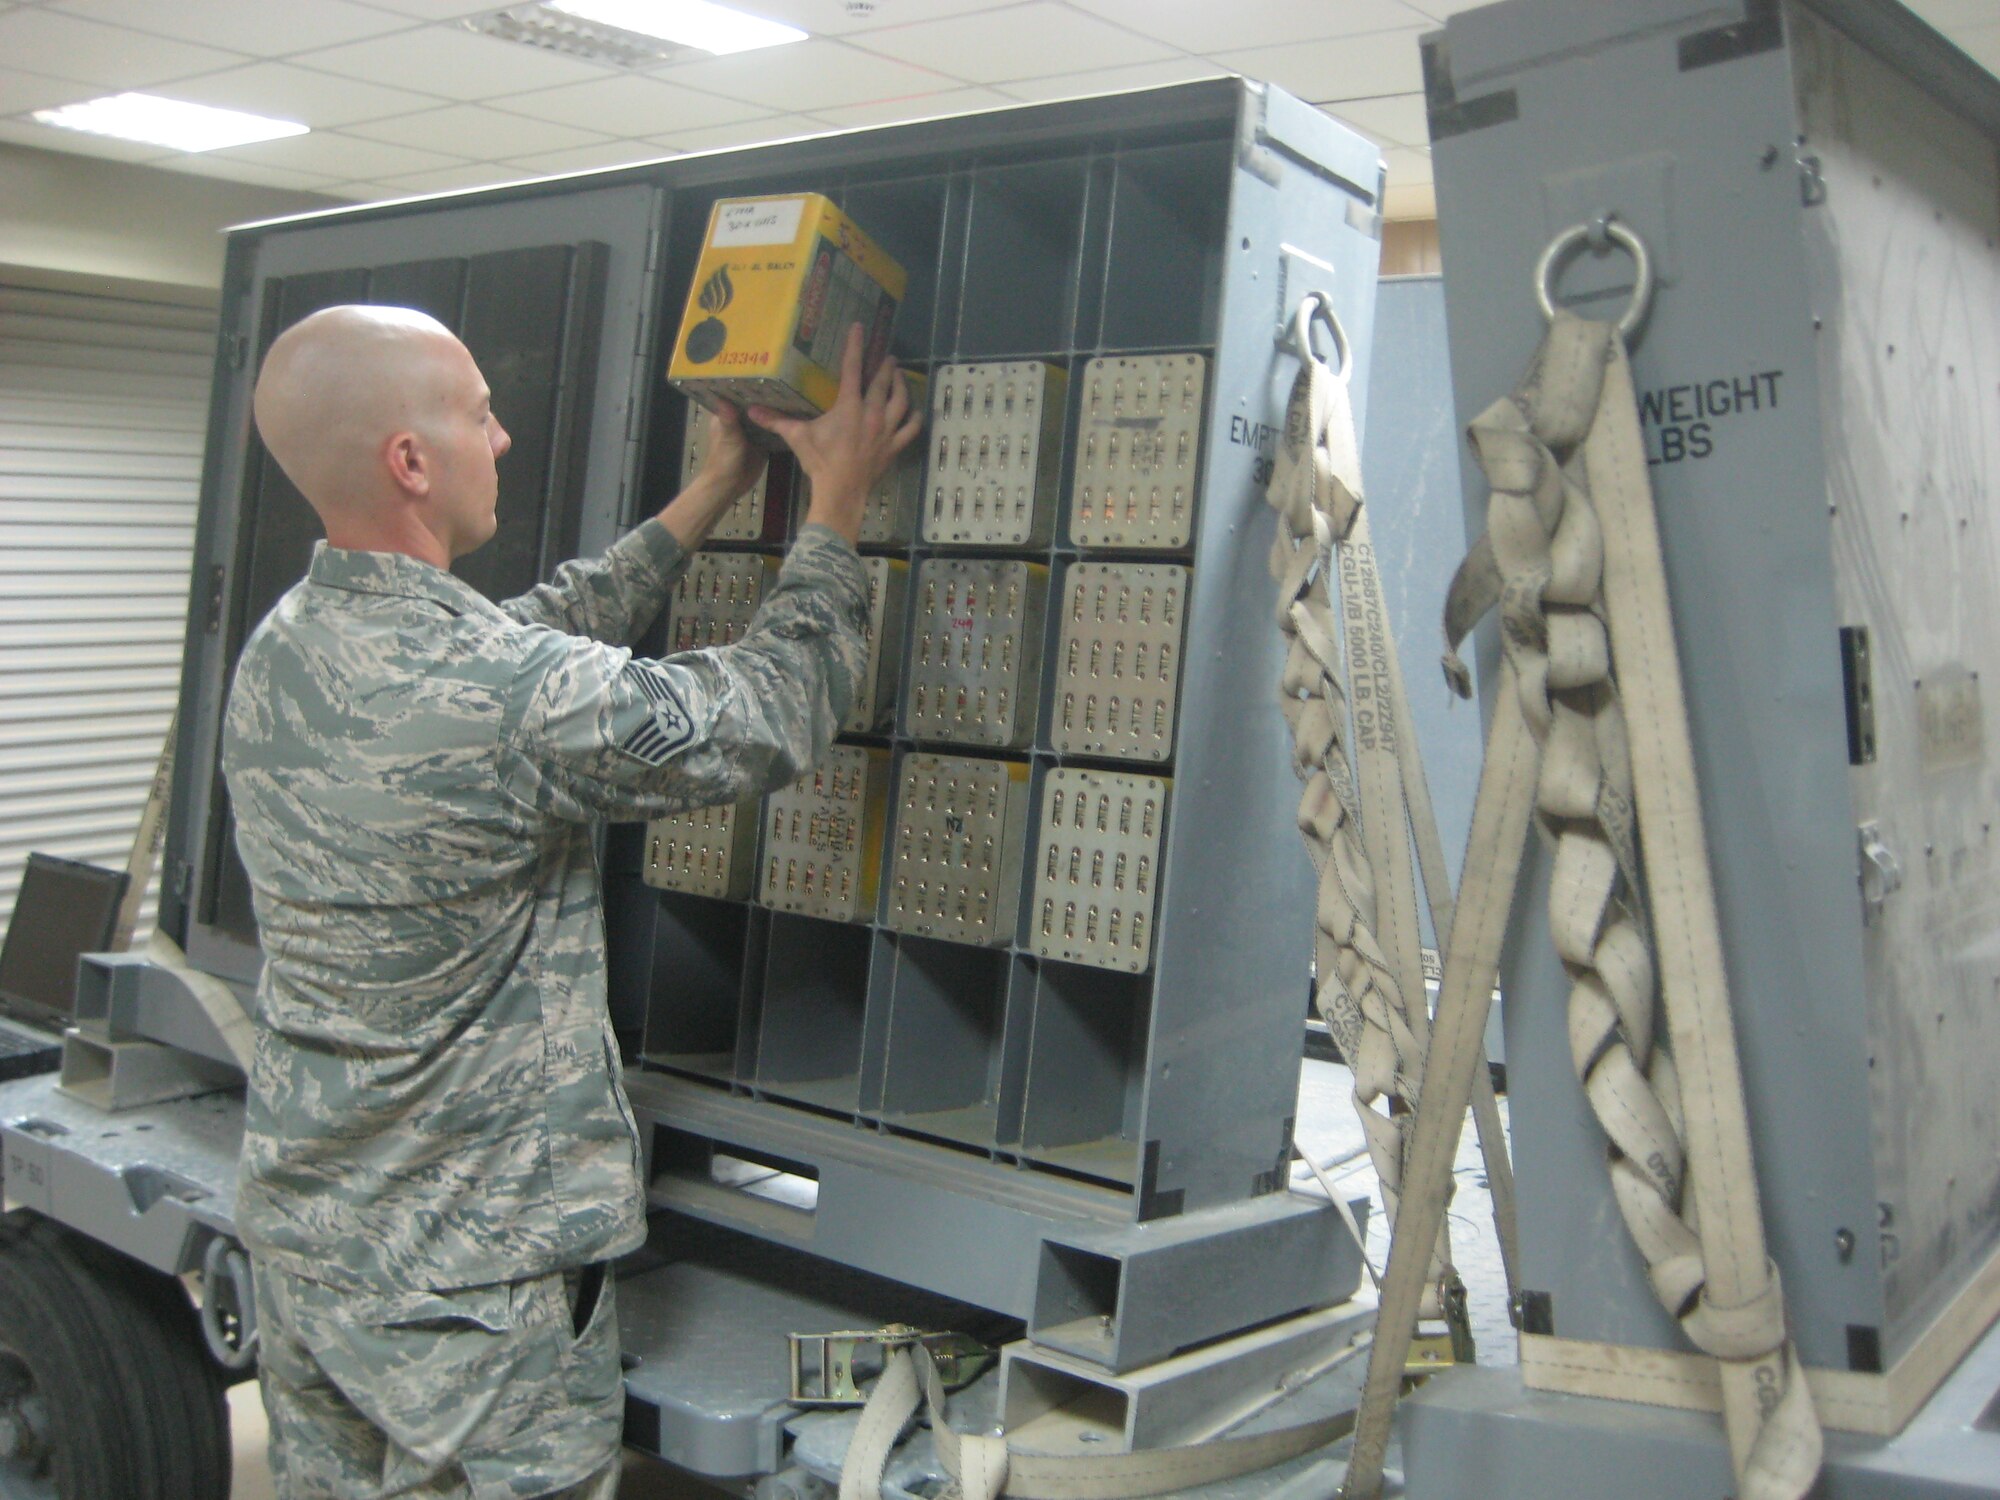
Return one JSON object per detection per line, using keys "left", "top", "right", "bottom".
{"left": 72, "top": 952, "right": 241, "bottom": 1069}
{"left": 0, "top": 1072, "right": 240, "bottom": 1275}
{"left": 632, "top": 1071, "right": 1366, "bottom": 1328}
{"left": 1000, "top": 1301, "right": 1374, "bottom": 1452}
{"left": 1358, "top": 277, "right": 1481, "bottom": 917}
{"left": 1405, "top": 1312, "right": 2000, "bottom": 1499}
{"left": 789, "top": 1336, "right": 1378, "bottom": 1500}
{"left": 1422, "top": 0, "right": 2000, "bottom": 1377}
{"left": 1136, "top": 80, "right": 1383, "bottom": 1224}
{"left": 1028, "top": 1192, "right": 1359, "bottom": 1372}
{"left": 614, "top": 1224, "right": 1007, "bottom": 1480}
{"left": 1357, "top": 275, "right": 1500, "bottom": 1064}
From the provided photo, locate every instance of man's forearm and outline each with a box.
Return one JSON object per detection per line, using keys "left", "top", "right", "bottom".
{"left": 658, "top": 470, "right": 747, "bottom": 552}
{"left": 498, "top": 518, "right": 685, "bottom": 643}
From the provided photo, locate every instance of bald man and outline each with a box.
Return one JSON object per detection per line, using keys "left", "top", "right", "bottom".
{"left": 222, "top": 306, "right": 917, "bottom": 1500}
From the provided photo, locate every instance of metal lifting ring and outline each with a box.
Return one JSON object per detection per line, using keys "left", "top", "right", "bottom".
{"left": 1291, "top": 291, "right": 1352, "bottom": 384}
{"left": 1535, "top": 217, "right": 1653, "bottom": 339}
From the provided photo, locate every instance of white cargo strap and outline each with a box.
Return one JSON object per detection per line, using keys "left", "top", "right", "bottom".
{"left": 1341, "top": 226, "right": 1823, "bottom": 1500}
{"left": 113, "top": 707, "right": 177, "bottom": 952}
{"left": 1266, "top": 293, "right": 1518, "bottom": 1313}
{"left": 838, "top": 1345, "right": 1361, "bottom": 1500}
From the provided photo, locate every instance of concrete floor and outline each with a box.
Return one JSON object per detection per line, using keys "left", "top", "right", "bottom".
{"left": 226, "top": 1058, "right": 1514, "bottom": 1496}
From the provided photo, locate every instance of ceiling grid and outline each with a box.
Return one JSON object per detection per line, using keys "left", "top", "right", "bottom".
{"left": 0, "top": 0, "right": 1993, "bottom": 220}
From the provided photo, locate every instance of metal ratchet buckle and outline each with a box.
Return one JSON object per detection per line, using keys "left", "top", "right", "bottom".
{"left": 1404, "top": 1275, "right": 1477, "bottom": 1375}
{"left": 787, "top": 1325, "right": 994, "bottom": 1406}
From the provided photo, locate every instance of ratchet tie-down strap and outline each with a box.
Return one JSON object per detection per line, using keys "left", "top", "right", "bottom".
{"left": 837, "top": 1345, "right": 1360, "bottom": 1500}
{"left": 1267, "top": 295, "right": 1519, "bottom": 1328}
{"left": 1340, "top": 309, "right": 1823, "bottom": 1500}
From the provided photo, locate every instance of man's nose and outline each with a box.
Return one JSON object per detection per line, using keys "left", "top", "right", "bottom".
{"left": 492, "top": 419, "right": 512, "bottom": 457}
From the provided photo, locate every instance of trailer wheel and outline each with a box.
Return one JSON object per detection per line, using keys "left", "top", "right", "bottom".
{"left": 0, "top": 1215, "right": 231, "bottom": 1500}
{"left": 28, "top": 1220, "right": 232, "bottom": 1500}
{"left": 0, "top": 1217, "right": 132, "bottom": 1498}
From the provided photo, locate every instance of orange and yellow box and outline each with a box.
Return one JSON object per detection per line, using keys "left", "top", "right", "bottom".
{"left": 669, "top": 193, "right": 906, "bottom": 425}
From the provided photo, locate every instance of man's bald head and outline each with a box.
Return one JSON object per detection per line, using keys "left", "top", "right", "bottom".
{"left": 252, "top": 304, "right": 509, "bottom": 564}
{"left": 254, "top": 305, "right": 463, "bottom": 515}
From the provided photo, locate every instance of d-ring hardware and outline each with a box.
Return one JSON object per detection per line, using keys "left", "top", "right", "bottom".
{"left": 1290, "top": 291, "right": 1352, "bottom": 384}
{"left": 1535, "top": 216, "right": 1653, "bottom": 339}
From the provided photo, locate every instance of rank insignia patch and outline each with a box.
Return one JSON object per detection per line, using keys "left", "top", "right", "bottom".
{"left": 618, "top": 664, "right": 697, "bottom": 765}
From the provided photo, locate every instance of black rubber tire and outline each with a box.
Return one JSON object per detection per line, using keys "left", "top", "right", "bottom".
{"left": 21, "top": 1218, "right": 232, "bottom": 1500}
{"left": 0, "top": 1213, "right": 141, "bottom": 1498}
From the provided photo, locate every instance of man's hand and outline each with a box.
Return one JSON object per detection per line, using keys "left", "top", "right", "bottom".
{"left": 692, "top": 401, "right": 766, "bottom": 503}
{"left": 748, "top": 324, "right": 922, "bottom": 547}
{"left": 656, "top": 401, "right": 767, "bottom": 549}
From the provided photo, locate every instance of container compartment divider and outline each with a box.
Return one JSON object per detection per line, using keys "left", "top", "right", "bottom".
{"left": 753, "top": 911, "right": 871, "bottom": 1118}
{"left": 640, "top": 891, "right": 754, "bottom": 1086}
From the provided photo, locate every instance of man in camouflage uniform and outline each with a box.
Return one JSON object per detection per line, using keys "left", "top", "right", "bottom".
{"left": 224, "top": 306, "right": 918, "bottom": 1499}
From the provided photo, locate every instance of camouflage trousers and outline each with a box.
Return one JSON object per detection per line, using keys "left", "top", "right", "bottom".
{"left": 253, "top": 1258, "right": 625, "bottom": 1499}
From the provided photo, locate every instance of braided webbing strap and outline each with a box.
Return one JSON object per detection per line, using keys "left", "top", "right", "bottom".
{"left": 1344, "top": 311, "right": 1822, "bottom": 1499}
{"left": 1265, "top": 325, "right": 1452, "bottom": 1306}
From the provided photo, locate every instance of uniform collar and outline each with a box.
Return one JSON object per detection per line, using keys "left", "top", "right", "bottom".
{"left": 307, "top": 541, "right": 500, "bottom": 617}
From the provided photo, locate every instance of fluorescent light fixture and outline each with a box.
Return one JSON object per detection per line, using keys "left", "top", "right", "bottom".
{"left": 545, "top": 0, "right": 806, "bottom": 55}
{"left": 32, "top": 92, "right": 308, "bottom": 153}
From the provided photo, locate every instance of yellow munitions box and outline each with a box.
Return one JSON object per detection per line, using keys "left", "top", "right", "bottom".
{"left": 669, "top": 193, "right": 906, "bottom": 426}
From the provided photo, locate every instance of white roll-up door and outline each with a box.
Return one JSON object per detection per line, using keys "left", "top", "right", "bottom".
{"left": 0, "top": 271, "right": 217, "bottom": 948}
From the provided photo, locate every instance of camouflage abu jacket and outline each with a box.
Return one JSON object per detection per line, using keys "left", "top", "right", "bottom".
{"left": 222, "top": 518, "right": 866, "bottom": 1293}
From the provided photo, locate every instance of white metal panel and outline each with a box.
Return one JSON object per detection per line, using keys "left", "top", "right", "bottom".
{"left": 0, "top": 277, "right": 214, "bottom": 950}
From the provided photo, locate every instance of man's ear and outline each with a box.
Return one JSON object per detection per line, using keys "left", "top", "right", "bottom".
{"left": 384, "top": 430, "right": 429, "bottom": 497}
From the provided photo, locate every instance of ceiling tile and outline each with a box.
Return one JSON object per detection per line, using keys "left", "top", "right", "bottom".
{"left": 1952, "top": 21, "right": 2000, "bottom": 70}
{"left": 1382, "top": 143, "right": 1432, "bottom": 185}
{"left": 500, "top": 74, "right": 772, "bottom": 135}
{"left": 159, "top": 62, "right": 447, "bottom": 128}
{"left": 733, "top": 0, "right": 1009, "bottom": 38}
{"left": 1400, "top": 0, "right": 1482, "bottom": 16}
{"left": 0, "top": 114, "right": 171, "bottom": 162}
{"left": 151, "top": 154, "right": 348, "bottom": 192}
{"left": 1903, "top": 1, "right": 2000, "bottom": 27}
{"left": 500, "top": 138, "right": 667, "bottom": 174}
{"left": 294, "top": 25, "right": 615, "bottom": 100}
{"left": 656, "top": 37, "right": 955, "bottom": 111}
{"left": 1321, "top": 91, "right": 1428, "bottom": 148}
{"left": 649, "top": 113, "right": 829, "bottom": 154}
{"left": 809, "top": 85, "right": 1013, "bottom": 129}
{"left": 853, "top": 4, "right": 1178, "bottom": 84}
{"left": 48, "top": 0, "right": 413, "bottom": 55}
{"left": 321, "top": 178, "right": 417, "bottom": 200}
{"left": 348, "top": 0, "right": 494, "bottom": 17}
{"left": 1381, "top": 180, "right": 1434, "bottom": 220}
{"left": 994, "top": 57, "right": 1227, "bottom": 103}
{"left": 1063, "top": 0, "right": 1432, "bottom": 54}
{"left": 0, "top": 65, "right": 95, "bottom": 115}
{"left": 345, "top": 102, "right": 610, "bottom": 157}
{"left": 370, "top": 160, "right": 527, "bottom": 193}
{"left": 0, "top": 8, "right": 249, "bottom": 90}
{"left": 207, "top": 128, "right": 473, "bottom": 178}
{"left": 1215, "top": 27, "right": 1428, "bottom": 102}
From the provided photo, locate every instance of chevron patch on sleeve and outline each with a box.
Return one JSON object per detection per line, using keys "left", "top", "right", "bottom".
{"left": 617, "top": 663, "right": 698, "bottom": 766}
